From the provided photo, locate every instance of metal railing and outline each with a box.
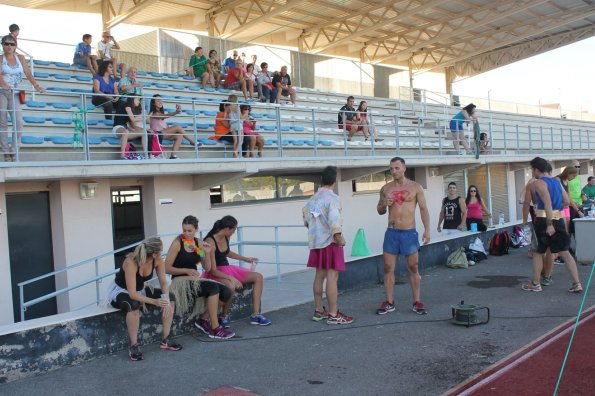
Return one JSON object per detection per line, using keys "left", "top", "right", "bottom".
{"left": 3, "top": 86, "right": 594, "bottom": 163}
{"left": 17, "top": 225, "right": 308, "bottom": 322}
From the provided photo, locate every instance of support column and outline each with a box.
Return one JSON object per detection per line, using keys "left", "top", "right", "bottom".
{"left": 486, "top": 164, "right": 493, "bottom": 227}
{"left": 444, "top": 66, "right": 455, "bottom": 96}
{"left": 101, "top": 0, "right": 111, "bottom": 31}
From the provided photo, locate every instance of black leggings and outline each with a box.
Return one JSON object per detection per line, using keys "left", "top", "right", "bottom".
{"left": 193, "top": 280, "right": 232, "bottom": 302}
{"left": 112, "top": 286, "right": 176, "bottom": 312}
{"left": 92, "top": 96, "right": 116, "bottom": 120}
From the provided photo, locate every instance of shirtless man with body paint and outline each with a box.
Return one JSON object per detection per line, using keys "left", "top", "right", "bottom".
{"left": 376, "top": 156, "right": 430, "bottom": 315}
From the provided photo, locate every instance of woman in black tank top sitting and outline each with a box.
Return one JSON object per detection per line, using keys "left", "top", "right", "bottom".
{"left": 107, "top": 236, "right": 181, "bottom": 361}
{"left": 165, "top": 215, "right": 235, "bottom": 340}
{"left": 203, "top": 215, "right": 272, "bottom": 326}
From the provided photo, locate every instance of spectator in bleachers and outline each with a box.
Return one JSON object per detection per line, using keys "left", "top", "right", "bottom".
{"left": 251, "top": 55, "right": 261, "bottom": 74}
{"left": 257, "top": 62, "right": 276, "bottom": 103}
{"left": 73, "top": 34, "right": 98, "bottom": 75}
{"left": 118, "top": 67, "right": 143, "bottom": 96}
{"left": 97, "top": 31, "right": 124, "bottom": 80}
{"left": 92, "top": 61, "right": 119, "bottom": 120}
{"left": 225, "top": 59, "right": 248, "bottom": 100}
{"left": 112, "top": 95, "right": 146, "bottom": 160}
{"left": 8, "top": 24, "right": 19, "bottom": 44}
{"left": 186, "top": 46, "right": 209, "bottom": 88}
{"left": 149, "top": 94, "right": 201, "bottom": 159}
{"left": 355, "top": 100, "right": 382, "bottom": 142}
{"left": 222, "top": 50, "right": 238, "bottom": 74}
{"left": 203, "top": 215, "right": 272, "bottom": 327}
{"left": 273, "top": 66, "right": 296, "bottom": 105}
{"left": 207, "top": 49, "right": 222, "bottom": 88}
{"left": 449, "top": 103, "right": 475, "bottom": 153}
{"left": 339, "top": 96, "right": 375, "bottom": 141}
{"left": 240, "top": 104, "right": 264, "bottom": 158}
{"left": 106, "top": 236, "right": 181, "bottom": 361}
{"left": 0, "top": 34, "right": 45, "bottom": 162}
{"left": 210, "top": 97, "right": 239, "bottom": 158}
{"left": 245, "top": 63, "right": 257, "bottom": 100}
{"left": 165, "top": 215, "right": 235, "bottom": 340}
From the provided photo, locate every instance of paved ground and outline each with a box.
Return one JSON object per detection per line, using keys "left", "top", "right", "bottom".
{"left": 1, "top": 248, "right": 593, "bottom": 396}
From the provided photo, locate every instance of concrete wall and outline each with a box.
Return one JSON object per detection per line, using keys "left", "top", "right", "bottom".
{"left": 0, "top": 183, "right": 11, "bottom": 324}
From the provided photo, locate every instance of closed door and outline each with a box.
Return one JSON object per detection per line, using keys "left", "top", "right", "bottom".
{"left": 7, "top": 192, "right": 57, "bottom": 322}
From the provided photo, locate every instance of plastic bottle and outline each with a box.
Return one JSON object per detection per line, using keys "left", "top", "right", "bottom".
{"left": 498, "top": 213, "right": 505, "bottom": 226}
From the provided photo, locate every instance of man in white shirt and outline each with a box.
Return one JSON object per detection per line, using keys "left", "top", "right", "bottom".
{"left": 97, "top": 31, "right": 124, "bottom": 79}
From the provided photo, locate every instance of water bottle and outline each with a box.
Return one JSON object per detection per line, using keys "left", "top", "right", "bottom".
{"left": 498, "top": 213, "right": 505, "bottom": 226}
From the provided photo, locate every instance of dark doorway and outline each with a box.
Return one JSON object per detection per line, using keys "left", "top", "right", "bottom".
{"left": 7, "top": 192, "right": 57, "bottom": 322}
{"left": 111, "top": 187, "right": 145, "bottom": 269}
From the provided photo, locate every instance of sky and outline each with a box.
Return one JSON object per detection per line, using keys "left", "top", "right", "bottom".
{"left": 2, "top": 4, "right": 595, "bottom": 113}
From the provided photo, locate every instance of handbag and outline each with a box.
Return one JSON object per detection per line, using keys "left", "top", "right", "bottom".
{"left": 18, "top": 90, "right": 25, "bottom": 105}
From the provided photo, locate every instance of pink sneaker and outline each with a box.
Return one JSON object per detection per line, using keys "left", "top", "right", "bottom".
{"left": 209, "top": 325, "right": 235, "bottom": 340}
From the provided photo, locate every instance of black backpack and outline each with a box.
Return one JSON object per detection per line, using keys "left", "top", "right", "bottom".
{"left": 489, "top": 231, "right": 511, "bottom": 256}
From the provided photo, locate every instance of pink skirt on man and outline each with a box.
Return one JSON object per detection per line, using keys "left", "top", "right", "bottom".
{"left": 307, "top": 243, "right": 345, "bottom": 271}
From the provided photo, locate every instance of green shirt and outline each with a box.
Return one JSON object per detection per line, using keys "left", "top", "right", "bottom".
{"left": 568, "top": 177, "right": 582, "bottom": 205}
{"left": 190, "top": 54, "right": 208, "bottom": 77}
{"left": 582, "top": 184, "right": 595, "bottom": 201}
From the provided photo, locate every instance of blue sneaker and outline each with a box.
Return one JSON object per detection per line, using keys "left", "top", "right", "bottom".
{"left": 250, "top": 314, "right": 272, "bottom": 326}
{"left": 219, "top": 314, "right": 231, "bottom": 329}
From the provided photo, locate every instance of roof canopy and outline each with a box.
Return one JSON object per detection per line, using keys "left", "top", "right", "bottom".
{"left": 7, "top": 0, "right": 595, "bottom": 79}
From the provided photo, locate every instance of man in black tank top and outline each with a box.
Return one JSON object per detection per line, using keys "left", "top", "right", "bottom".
{"left": 438, "top": 182, "right": 467, "bottom": 231}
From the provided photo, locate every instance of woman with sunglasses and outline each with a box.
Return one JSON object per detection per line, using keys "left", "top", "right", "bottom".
{"left": 0, "top": 35, "right": 45, "bottom": 162}
{"left": 240, "top": 104, "right": 264, "bottom": 158}
{"left": 465, "top": 185, "right": 491, "bottom": 231}
{"left": 92, "top": 61, "right": 119, "bottom": 120}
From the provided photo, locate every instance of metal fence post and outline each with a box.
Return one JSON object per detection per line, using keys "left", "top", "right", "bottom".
{"left": 82, "top": 94, "right": 90, "bottom": 161}
{"left": 237, "top": 226, "right": 245, "bottom": 265}
{"left": 95, "top": 258, "right": 100, "bottom": 304}
{"left": 20, "top": 285, "right": 26, "bottom": 322}
{"left": 311, "top": 108, "right": 317, "bottom": 157}
{"left": 417, "top": 118, "right": 422, "bottom": 154}
{"left": 503, "top": 123, "right": 507, "bottom": 152}
{"left": 275, "top": 106, "right": 283, "bottom": 157}
{"left": 192, "top": 100, "right": 199, "bottom": 158}
{"left": 394, "top": 115, "right": 400, "bottom": 155}
{"left": 275, "top": 226, "right": 282, "bottom": 286}
{"left": 11, "top": 89, "right": 19, "bottom": 161}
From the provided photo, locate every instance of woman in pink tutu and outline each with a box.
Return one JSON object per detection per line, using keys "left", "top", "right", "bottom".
{"left": 203, "top": 215, "right": 272, "bottom": 327}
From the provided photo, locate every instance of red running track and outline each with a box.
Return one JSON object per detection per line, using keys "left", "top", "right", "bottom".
{"left": 446, "top": 305, "right": 595, "bottom": 396}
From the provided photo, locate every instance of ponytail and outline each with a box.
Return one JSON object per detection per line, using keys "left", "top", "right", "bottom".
{"left": 206, "top": 216, "right": 238, "bottom": 239}
{"left": 128, "top": 236, "right": 162, "bottom": 265}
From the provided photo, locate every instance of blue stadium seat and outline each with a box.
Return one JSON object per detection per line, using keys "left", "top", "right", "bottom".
{"left": 291, "top": 140, "right": 306, "bottom": 146}
{"left": 33, "top": 72, "right": 50, "bottom": 78}
{"left": 77, "top": 104, "right": 95, "bottom": 111}
{"left": 150, "top": 72, "right": 164, "bottom": 77}
{"left": 162, "top": 139, "right": 174, "bottom": 145}
{"left": 54, "top": 62, "right": 71, "bottom": 68}
{"left": 154, "top": 83, "right": 169, "bottom": 88}
{"left": 194, "top": 97, "right": 211, "bottom": 103}
{"left": 195, "top": 123, "right": 210, "bottom": 129}
{"left": 182, "top": 75, "right": 194, "bottom": 80}
{"left": 217, "top": 88, "right": 230, "bottom": 93}
{"left": 86, "top": 120, "right": 99, "bottom": 126}
{"left": 264, "top": 114, "right": 277, "bottom": 119}
{"left": 23, "top": 117, "right": 46, "bottom": 124}
{"left": 171, "top": 122, "right": 189, "bottom": 128}
{"left": 53, "top": 74, "right": 72, "bottom": 80}
{"left": 49, "top": 118, "right": 73, "bottom": 125}
{"left": 74, "top": 76, "right": 92, "bottom": 82}
{"left": 264, "top": 139, "right": 276, "bottom": 146}
{"left": 170, "top": 84, "right": 186, "bottom": 89}
{"left": 199, "top": 138, "right": 217, "bottom": 145}
{"left": 102, "top": 136, "right": 120, "bottom": 145}
{"left": 71, "top": 89, "right": 93, "bottom": 93}
{"left": 319, "top": 140, "right": 333, "bottom": 146}
{"left": 292, "top": 126, "right": 305, "bottom": 131}
{"left": 182, "top": 110, "right": 201, "bottom": 115}
{"left": 47, "top": 136, "right": 74, "bottom": 144}
{"left": 21, "top": 136, "right": 44, "bottom": 144}
{"left": 203, "top": 111, "right": 218, "bottom": 117}
{"left": 251, "top": 113, "right": 264, "bottom": 119}
{"left": 166, "top": 74, "right": 180, "bottom": 79}
{"left": 187, "top": 87, "right": 200, "bottom": 92}
{"left": 136, "top": 71, "right": 148, "bottom": 76}
{"left": 103, "top": 120, "right": 114, "bottom": 126}
{"left": 281, "top": 126, "right": 291, "bottom": 131}
{"left": 51, "top": 103, "right": 73, "bottom": 109}
{"left": 25, "top": 101, "right": 48, "bottom": 108}
{"left": 33, "top": 60, "right": 51, "bottom": 66}
{"left": 262, "top": 126, "right": 276, "bottom": 131}
{"left": 203, "top": 87, "right": 216, "bottom": 93}
{"left": 304, "top": 140, "right": 315, "bottom": 146}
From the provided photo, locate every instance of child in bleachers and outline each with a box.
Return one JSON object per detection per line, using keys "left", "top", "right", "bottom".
{"left": 240, "top": 104, "right": 264, "bottom": 158}
{"left": 73, "top": 34, "right": 98, "bottom": 75}
{"left": 112, "top": 95, "right": 146, "bottom": 160}
{"left": 97, "top": 31, "right": 124, "bottom": 80}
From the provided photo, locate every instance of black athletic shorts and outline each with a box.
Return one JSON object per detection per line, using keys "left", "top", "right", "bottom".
{"left": 534, "top": 217, "right": 569, "bottom": 254}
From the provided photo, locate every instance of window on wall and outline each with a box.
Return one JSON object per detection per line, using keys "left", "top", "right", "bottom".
{"left": 352, "top": 168, "right": 415, "bottom": 193}
{"left": 210, "top": 175, "right": 315, "bottom": 205}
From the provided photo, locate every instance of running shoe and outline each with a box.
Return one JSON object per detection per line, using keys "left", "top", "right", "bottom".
{"left": 522, "top": 282, "right": 543, "bottom": 292}
{"left": 250, "top": 314, "right": 272, "bottom": 326}
{"left": 129, "top": 344, "right": 143, "bottom": 361}
{"left": 376, "top": 300, "right": 396, "bottom": 315}
{"left": 326, "top": 311, "right": 354, "bottom": 325}
{"left": 195, "top": 317, "right": 211, "bottom": 335}
{"left": 554, "top": 257, "right": 565, "bottom": 265}
{"left": 540, "top": 276, "right": 554, "bottom": 286}
{"left": 160, "top": 336, "right": 182, "bottom": 351}
{"left": 209, "top": 325, "right": 235, "bottom": 339}
{"left": 312, "top": 307, "right": 329, "bottom": 322}
{"left": 219, "top": 314, "right": 231, "bottom": 329}
{"left": 412, "top": 301, "right": 427, "bottom": 315}
{"left": 568, "top": 282, "right": 583, "bottom": 293}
